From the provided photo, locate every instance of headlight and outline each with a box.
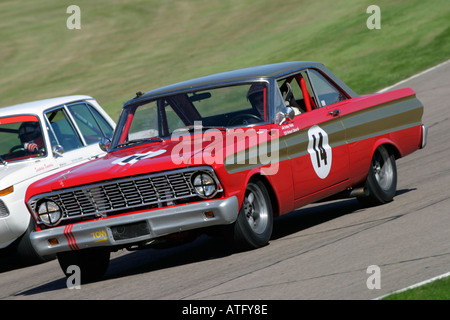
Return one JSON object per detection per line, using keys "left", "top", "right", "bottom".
{"left": 192, "top": 172, "right": 217, "bottom": 198}
{"left": 37, "top": 200, "right": 62, "bottom": 226}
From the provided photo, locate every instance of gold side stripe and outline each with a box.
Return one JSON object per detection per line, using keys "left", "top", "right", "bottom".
{"left": 224, "top": 95, "right": 423, "bottom": 173}
{"left": 343, "top": 96, "right": 423, "bottom": 142}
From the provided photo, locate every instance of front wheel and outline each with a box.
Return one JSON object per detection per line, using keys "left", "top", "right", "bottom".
{"left": 359, "top": 145, "right": 397, "bottom": 206}
{"left": 231, "top": 180, "right": 273, "bottom": 250}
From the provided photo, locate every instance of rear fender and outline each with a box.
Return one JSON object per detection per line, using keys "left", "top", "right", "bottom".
{"left": 371, "top": 138, "right": 401, "bottom": 160}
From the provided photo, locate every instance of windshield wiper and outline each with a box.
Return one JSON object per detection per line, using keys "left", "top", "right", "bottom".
{"left": 117, "top": 137, "right": 164, "bottom": 148}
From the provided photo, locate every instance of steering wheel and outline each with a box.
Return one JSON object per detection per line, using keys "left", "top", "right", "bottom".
{"left": 227, "top": 113, "right": 262, "bottom": 126}
{"left": 9, "top": 145, "right": 25, "bottom": 154}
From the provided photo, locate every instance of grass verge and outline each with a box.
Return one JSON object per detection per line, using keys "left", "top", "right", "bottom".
{"left": 1, "top": 0, "right": 449, "bottom": 119}
{"left": 381, "top": 275, "right": 450, "bottom": 300}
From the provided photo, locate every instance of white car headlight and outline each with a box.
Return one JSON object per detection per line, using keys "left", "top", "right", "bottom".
{"left": 192, "top": 172, "right": 217, "bottom": 198}
{"left": 37, "top": 200, "right": 62, "bottom": 226}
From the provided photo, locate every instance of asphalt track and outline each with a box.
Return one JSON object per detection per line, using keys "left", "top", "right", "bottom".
{"left": 0, "top": 61, "right": 449, "bottom": 301}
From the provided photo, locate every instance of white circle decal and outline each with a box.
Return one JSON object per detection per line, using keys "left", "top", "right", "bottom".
{"left": 307, "top": 125, "right": 332, "bottom": 179}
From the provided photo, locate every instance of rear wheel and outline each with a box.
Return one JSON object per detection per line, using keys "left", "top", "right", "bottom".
{"left": 232, "top": 180, "right": 273, "bottom": 250}
{"left": 57, "top": 249, "right": 110, "bottom": 284}
{"left": 359, "top": 145, "right": 397, "bottom": 206}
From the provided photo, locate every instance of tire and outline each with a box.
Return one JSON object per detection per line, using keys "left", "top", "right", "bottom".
{"left": 232, "top": 180, "right": 273, "bottom": 250}
{"left": 57, "top": 249, "right": 110, "bottom": 284}
{"left": 359, "top": 145, "right": 397, "bottom": 206}
{"left": 16, "top": 219, "right": 55, "bottom": 265}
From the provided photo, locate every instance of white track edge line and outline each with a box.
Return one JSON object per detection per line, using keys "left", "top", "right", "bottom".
{"left": 373, "top": 58, "right": 450, "bottom": 300}
{"left": 377, "top": 59, "right": 450, "bottom": 93}
{"left": 374, "top": 271, "right": 450, "bottom": 300}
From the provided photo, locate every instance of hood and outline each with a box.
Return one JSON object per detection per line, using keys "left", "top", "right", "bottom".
{"left": 27, "top": 133, "right": 227, "bottom": 195}
{"left": 26, "top": 126, "right": 275, "bottom": 199}
{"left": 0, "top": 158, "right": 58, "bottom": 189}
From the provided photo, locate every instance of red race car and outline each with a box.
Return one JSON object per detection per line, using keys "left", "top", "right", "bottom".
{"left": 25, "top": 61, "right": 427, "bottom": 282}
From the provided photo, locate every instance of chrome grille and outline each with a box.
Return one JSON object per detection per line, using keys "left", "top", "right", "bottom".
{"left": 28, "top": 167, "right": 220, "bottom": 224}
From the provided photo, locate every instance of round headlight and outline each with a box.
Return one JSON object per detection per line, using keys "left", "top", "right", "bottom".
{"left": 37, "top": 200, "right": 62, "bottom": 226}
{"left": 192, "top": 173, "right": 217, "bottom": 198}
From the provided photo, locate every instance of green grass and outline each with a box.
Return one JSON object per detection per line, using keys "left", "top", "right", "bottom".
{"left": 382, "top": 275, "right": 450, "bottom": 300}
{"left": 0, "top": 0, "right": 449, "bottom": 122}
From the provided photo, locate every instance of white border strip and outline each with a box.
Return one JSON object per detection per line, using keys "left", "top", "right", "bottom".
{"left": 377, "top": 59, "right": 450, "bottom": 93}
{"left": 375, "top": 271, "right": 450, "bottom": 300}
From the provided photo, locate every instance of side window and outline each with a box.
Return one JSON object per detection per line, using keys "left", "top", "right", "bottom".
{"left": 90, "top": 106, "right": 114, "bottom": 139}
{"left": 308, "top": 69, "right": 347, "bottom": 107}
{"left": 277, "top": 71, "right": 316, "bottom": 115}
{"left": 128, "top": 101, "right": 159, "bottom": 140}
{"left": 164, "top": 104, "right": 187, "bottom": 135}
{"left": 273, "top": 86, "right": 286, "bottom": 121}
{"left": 45, "top": 117, "right": 59, "bottom": 147}
{"left": 46, "top": 108, "right": 83, "bottom": 152}
{"left": 67, "top": 103, "right": 113, "bottom": 144}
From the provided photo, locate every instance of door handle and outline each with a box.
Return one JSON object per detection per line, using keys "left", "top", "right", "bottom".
{"left": 329, "top": 109, "right": 340, "bottom": 117}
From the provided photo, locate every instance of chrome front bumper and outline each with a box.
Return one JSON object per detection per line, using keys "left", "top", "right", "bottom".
{"left": 30, "top": 196, "right": 239, "bottom": 256}
{"left": 421, "top": 124, "right": 428, "bottom": 149}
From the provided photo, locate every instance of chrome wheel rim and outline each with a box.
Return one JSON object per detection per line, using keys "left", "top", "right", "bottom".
{"left": 243, "top": 184, "right": 269, "bottom": 235}
{"left": 372, "top": 148, "right": 394, "bottom": 191}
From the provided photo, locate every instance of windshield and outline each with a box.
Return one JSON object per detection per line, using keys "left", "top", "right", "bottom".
{"left": 0, "top": 115, "right": 46, "bottom": 163}
{"left": 112, "top": 82, "right": 268, "bottom": 149}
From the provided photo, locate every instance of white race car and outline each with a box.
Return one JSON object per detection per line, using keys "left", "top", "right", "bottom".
{"left": 0, "top": 95, "right": 115, "bottom": 263}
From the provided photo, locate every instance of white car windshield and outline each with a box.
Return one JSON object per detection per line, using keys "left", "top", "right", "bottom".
{"left": 0, "top": 115, "right": 46, "bottom": 163}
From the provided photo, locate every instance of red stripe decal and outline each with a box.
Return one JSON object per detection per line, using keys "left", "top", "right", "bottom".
{"left": 64, "top": 225, "right": 79, "bottom": 250}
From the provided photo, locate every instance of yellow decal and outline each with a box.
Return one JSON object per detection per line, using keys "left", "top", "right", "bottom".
{"left": 91, "top": 230, "right": 108, "bottom": 242}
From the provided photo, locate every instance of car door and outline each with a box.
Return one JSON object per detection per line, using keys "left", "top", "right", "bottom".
{"left": 278, "top": 69, "right": 350, "bottom": 201}
{"left": 45, "top": 102, "right": 114, "bottom": 168}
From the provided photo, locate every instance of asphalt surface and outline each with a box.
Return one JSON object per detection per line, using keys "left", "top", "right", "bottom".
{"left": 0, "top": 60, "right": 449, "bottom": 301}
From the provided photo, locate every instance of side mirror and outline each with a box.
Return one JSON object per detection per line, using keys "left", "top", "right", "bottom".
{"left": 52, "top": 145, "right": 64, "bottom": 157}
{"left": 276, "top": 107, "right": 295, "bottom": 125}
{"left": 99, "top": 137, "right": 111, "bottom": 152}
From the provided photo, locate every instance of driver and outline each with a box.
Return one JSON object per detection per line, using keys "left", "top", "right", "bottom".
{"left": 18, "top": 121, "right": 44, "bottom": 154}
{"left": 247, "top": 83, "right": 266, "bottom": 120}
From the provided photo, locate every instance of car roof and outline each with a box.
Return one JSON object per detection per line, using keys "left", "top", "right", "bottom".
{"left": 127, "top": 61, "right": 357, "bottom": 105}
{"left": 0, "top": 95, "right": 95, "bottom": 117}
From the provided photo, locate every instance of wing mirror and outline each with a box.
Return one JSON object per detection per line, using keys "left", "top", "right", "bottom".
{"left": 99, "top": 137, "right": 111, "bottom": 152}
{"left": 52, "top": 145, "right": 64, "bottom": 157}
{"left": 276, "top": 107, "right": 295, "bottom": 125}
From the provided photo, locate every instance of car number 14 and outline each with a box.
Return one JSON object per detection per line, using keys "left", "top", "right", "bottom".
{"left": 307, "top": 125, "right": 332, "bottom": 179}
